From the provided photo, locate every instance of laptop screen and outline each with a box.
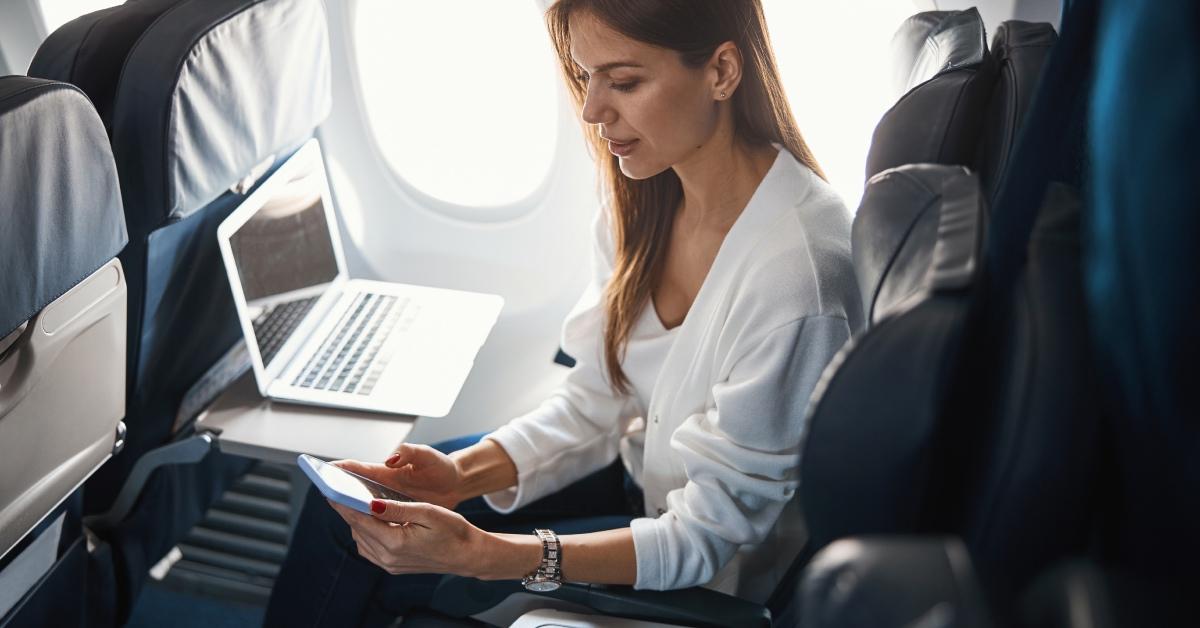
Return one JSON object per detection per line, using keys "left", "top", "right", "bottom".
{"left": 228, "top": 163, "right": 339, "bottom": 366}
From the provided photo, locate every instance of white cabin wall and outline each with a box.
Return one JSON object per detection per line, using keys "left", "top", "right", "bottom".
{"left": 319, "top": 0, "right": 597, "bottom": 445}
{"left": 0, "top": 0, "right": 48, "bottom": 75}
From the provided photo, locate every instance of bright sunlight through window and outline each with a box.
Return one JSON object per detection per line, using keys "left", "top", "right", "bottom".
{"left": 355, "top": 0, "right": 559, "bottom": 209}
{"left": 38, "top": 0, "right": 122, "bottom": 34}
{"left": 763, "top": 0, "right": 916, "bottom": 210}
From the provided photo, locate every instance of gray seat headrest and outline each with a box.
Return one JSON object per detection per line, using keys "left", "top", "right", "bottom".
{"left": 0, "top": 76, "right": 127, "bottom": 339}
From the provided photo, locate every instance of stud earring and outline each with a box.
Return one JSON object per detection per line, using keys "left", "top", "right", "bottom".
{"left": 720, "top": 91, "right": 727, "bottom": 99}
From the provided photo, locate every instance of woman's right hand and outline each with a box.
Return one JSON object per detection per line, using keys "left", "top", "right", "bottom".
{"left": 333, "top": 444, "right": 464, "bottom": 510}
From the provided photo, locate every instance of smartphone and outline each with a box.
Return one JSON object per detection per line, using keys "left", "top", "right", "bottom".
{"left": 297, "top": 454, "right": 415, "bottom": 514}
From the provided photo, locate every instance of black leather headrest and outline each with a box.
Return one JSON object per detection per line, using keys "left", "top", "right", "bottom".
{"left": 0, "top": 77, "right": 127, "bottom": 338}
{"left": 852, "top": 164, "right": 980, "bottom": 325}
{"left": 976, "top": 21, "right": 1059, "bottom": 199}
{"left": 31, "top": 0, "right": 332, "bottom": 236}
{"left": 867, "top": 9, "right": 995, "bottom": 180}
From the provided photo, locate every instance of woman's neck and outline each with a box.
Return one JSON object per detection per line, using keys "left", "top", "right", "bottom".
{"left": 672, "top": 132, "right": 779, "bottom": 234}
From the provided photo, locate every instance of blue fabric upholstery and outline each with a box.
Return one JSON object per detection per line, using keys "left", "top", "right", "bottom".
{"left": 1087, "top": 0, "right": 1200, "bottom": 581}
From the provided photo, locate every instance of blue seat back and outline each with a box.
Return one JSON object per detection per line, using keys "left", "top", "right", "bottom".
{"left": 1087, "top": 0, "right": 1200, "bottom": 581}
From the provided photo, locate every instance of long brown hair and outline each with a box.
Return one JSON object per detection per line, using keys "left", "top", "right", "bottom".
{"left": 546, "top": 0, "right": 825, "bottom": 394}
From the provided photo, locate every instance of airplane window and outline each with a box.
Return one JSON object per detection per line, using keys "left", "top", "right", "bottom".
{"left": 37, "top": 0, "right": 121, "bottom": 33}
{"left": 763, "top": 0, "right": 915, "bottom": 209}
{"left": 354, "top": 0, "right": 559, "bottom": 210}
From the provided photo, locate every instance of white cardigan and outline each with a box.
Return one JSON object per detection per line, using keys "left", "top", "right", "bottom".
{"left": 484, "top": 149, "right": 864, "bottom": 603}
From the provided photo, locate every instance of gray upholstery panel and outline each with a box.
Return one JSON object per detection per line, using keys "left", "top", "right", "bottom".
{"left": 888, "top": 9, "right": 989, "bottom": 102}
{"left": 111, "top": 0, "right": 331, "bottom": 229}
{"left": 0, "top": 77, "right": 127, "bottom": 338}
{"left": 852, "top": 164, "right": 977, "bottom": 325}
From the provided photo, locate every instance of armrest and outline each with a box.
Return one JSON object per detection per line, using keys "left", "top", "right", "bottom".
{"left": 82, "top": 430, "right": 220, "bottom": 532}
{"left": 797, "top": 536, "right": 991, "bottom": 628}
{"left": 429, "top": 577, "right": 770, "bottom": 628}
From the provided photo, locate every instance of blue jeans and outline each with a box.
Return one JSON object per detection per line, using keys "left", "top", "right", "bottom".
{"left": 264, "top": 433, "right": 642, "bottom": 627}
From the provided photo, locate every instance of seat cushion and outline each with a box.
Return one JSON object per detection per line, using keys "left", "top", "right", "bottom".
{"left": 0, "top": 77, "right": 126, "bottom": 339}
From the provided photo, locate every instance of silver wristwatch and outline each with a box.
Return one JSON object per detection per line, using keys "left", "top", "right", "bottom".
{"left": 521, "top": 528, "right": 563, "bottom": 592}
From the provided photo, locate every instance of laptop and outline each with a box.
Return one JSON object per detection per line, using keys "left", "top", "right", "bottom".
{"left": 216, "top": 138, "right": 502, "bottom": 417}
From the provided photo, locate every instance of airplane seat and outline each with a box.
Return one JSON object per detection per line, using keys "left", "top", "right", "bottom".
{"left": 797, "top": 7, "right": 1068, "bottom": 603}
{"left": 797, "top": 178, "right": 1094, "bottom": 626}
{"left": 796, "top": 0, "right": 1111, "bottom": 624}
{"left": 0, "top": 75, "right": 127, "bottom": 624}
{"left": 800, "top": 163, "right": 985, "bottom": 568}
{"left": 27, "top": 0, "right": 331, "bottom": 623}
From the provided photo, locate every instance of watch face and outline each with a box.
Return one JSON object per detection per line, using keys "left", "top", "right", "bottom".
{"left": 525, "top": 580, "right": 561, "bottom": 593}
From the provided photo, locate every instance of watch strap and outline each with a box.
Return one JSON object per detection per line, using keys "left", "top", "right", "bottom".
{"left": 522, "top": 528, "right": 562, "bottom": 589}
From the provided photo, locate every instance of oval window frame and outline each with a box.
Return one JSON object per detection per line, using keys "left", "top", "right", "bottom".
{"left": 346, "top": 0, "right": 565, "bottom": 223}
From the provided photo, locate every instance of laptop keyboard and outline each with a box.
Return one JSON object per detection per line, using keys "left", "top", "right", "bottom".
{"left": 292, "top": 292, "right": 414, "bottom": 396}
{"left": 252, "top": 296, "right": 319, "bottom": 366}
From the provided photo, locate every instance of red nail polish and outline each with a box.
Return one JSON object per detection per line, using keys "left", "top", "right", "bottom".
{"left": 370, "top": 500, "right": 385, "bottom": 514}
{"left": 386, "top": 454, "right": 401, "bottom": 465}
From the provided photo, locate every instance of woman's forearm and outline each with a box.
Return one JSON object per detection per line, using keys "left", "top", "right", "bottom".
{"left": 448, "top": 441, "right": 638, "bottom": 585}
{"left": 474, "top": 528, "right": 637, "bottom": 585}
{"left": 448, "top": 438, "right": 519, "bottom": 502}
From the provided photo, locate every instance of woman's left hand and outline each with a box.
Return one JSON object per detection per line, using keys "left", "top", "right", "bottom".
{"left": 327, "top": 498, "right": 486, "bottom": 576}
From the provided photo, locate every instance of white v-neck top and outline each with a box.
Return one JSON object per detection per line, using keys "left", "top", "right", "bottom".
{"left": 484, "top": 149, "right": 864, "bottom": 603}
{"left": 615, "top": 299, "right": 679, "bottom": 484}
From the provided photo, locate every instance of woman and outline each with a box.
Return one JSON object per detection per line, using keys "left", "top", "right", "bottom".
{"left": 266, "top": 0, "right": 862, "bottom": 623}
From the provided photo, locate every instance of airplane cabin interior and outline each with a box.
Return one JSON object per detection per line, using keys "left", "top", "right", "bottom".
{"left": 0, "top": 0, "right": 1195, "bottom": 626}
